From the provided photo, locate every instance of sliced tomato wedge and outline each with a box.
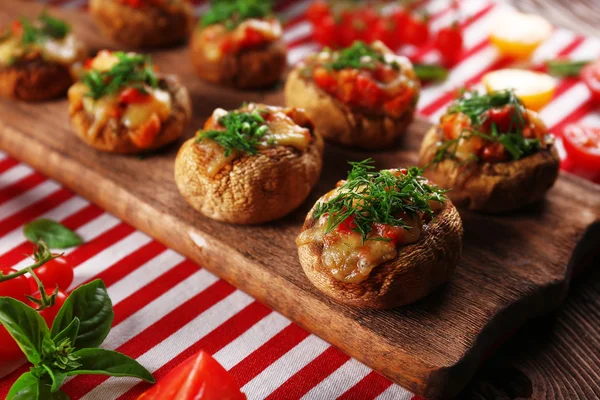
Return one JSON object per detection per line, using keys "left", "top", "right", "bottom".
{"left": 138, "top": 350, "right": 245, "bottom": 400}
{"left": 580, "top": 60, "right": 600, "bottom": 103}
{"left": 561, "top": 124, "right": 600, "bottom": 183}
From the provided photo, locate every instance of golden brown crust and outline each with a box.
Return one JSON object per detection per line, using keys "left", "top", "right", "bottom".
{"left": 284, "top": 68, "right": 415, "bottom": 150}
{"left": 298, "top": 201, "right": 463, "bottom": 309}
{"left": 90, "top": 0, "right": 194, "bottom": 48}
{"left": 418, "top": 126, "right": 561, "bottom": 213}
{"left": 0, "top": 59, "right": 75, "bottom": 101}
{"left": 174, "top": 129, "right": 324, "bottom": 224}
{"left": 68, "top": 75, "right": 191, "bottom": 154}
{"left": 190, "top": 31, "right": 287, "bottom": 90}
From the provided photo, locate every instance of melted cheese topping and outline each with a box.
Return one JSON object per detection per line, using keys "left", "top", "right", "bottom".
{"left": 0, "top": 33, "right": 84, "bottom": 67}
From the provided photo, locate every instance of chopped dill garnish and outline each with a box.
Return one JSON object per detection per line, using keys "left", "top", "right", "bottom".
{"left": 197, "top": 109, "right": 270, "bottom": 156}
{"left": 201, "top": 0, "right": 273, "bottom": 29}
{"left": 314, "top": 159, "right": 447, "bottom": 243}
{"left": 434, "top": 89, "right": 542, "bottom": 162}
{"left": 19, "top": 11, "right": 70, "bottom": 45}
{"left": 323, "top": 41, "right": 399, "bottom": 71}
{"left": 82, "top": 52, "right": 159, "bottom": 100}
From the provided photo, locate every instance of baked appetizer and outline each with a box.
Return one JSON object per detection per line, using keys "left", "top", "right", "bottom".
{"left": 0, "top": 12, "right": 86, "bottom": 101}
{"left": 175, "top": 103, "right": 324, "bottom": 224}
{"left": 296, "top": 160, "right": 463, "bottom": 309}
{"left": 190, "top": 0, "right": 286, "bottom": 89}
{"left": 419, "top": 89, "right": 560, "bottom": 213}
{"left": 68, "top": 50, "right": 191, "bottom": 153}
{"left": 285, "top": 41, "right": 420, "bottom": 150}
{"left": 90, "top": 0, "right": 194, "bottom": 48}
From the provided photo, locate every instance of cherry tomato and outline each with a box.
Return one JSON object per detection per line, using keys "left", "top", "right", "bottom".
{"left": 580, "top": 60, "right": 600, "bottom": 103}
{"left": 138, "top": 350, "right": 245, "bottom": 400}
{"left": 0, "top": 327, "right": 23, "bottom": 362}
{"left": 0, "top": 267, "right": 32, "bottom": 302}
{"left": 391, "top": 10, "right": 410, "bottom": 42}
{"left": 369, "top": 17, "right": 402, "bottom": 50}
{"left": 312, "top": 15, "right": 337, "bottom": 47}
{"left": 238, "top": 27, "right": 265, "bottom": 48}
{"left": 119, "top": 87, "right": 151, "bottom": 104}
{"left": 306, "top": 1, "right": 330, "bottom": 25}
{"left": 561, "top": 124, "right": 600, "bottom": 183}
{"left": 29, "top": 289, "right": 67, "bottom": 329}
{"left": 28, "top": 256, "right": 74, "bottom": 293}
{"left": 338, "top": 11, "right": 365, "bottom": 47}
{"left": 436, "top": 23, "right": 463, "bottom": 67}
{"left": 403, "top": 15, "right": 429, "bottom": 46}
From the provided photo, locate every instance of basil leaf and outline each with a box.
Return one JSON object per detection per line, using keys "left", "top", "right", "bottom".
{"left": 51, "top": 280, "right": 113, "bottom": 348}
{"left": 44, "top": 366, "right": 67, "bottom": 394}
{"left": 52, "top": 317, "right": 80, "bottom": 345}
{"left": 0, "top": 297, "right": 48, "bottom": 364}
{"left": 7, "top": 373, "right": 69, "bottom": 400}
{"left": 68, "top": 348, "right": 155, "bottom": 383}
{"left": 23, "top": 219, "right": 82, "bottom": 249}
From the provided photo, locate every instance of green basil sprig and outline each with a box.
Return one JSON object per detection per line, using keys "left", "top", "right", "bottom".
{"left": 0, "top": 280, "right": 154, "bottom": 400}
{"left": 23, "top": 219, "right": 83, "bottom": 249}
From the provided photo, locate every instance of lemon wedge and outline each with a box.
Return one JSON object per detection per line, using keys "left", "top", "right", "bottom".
{"left": 489, "top": 12, "right": 552, "bottom": 59}
{"left": 483, "top": 68, "right": 556, "bottom": 111}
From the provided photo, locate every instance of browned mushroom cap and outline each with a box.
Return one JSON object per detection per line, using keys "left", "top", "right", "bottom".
{"left": 68, "top": 75, "right": 191, "bottom": 154}
{"left": 0, "top": 59, "right": 74, "bottom": 101}
{"left": 190, "top": 28, "right": 286, "bottom": 90}
{"left": 90, "top": 0, "right": 194, "bottom": 48}
{"left": 298, "top": 200, "right": 463, "bottom": 309}
{"left": 174, "top": 107, "right": 324, "bottom": 224}
{"left": 419, "top": 126, "right": 560, "bottom": 213}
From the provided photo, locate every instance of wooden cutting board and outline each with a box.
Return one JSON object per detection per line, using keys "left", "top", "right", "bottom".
{"left": 0, "top": 2, "right": 598, "bottom": 398}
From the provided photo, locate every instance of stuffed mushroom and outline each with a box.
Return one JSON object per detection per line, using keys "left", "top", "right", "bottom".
{"left": 296, "top": 160, "right": 463, "bottom": 309}
{"left": 419, "top": 89, "right": 560, "bottom": 213}
{"left": 68, "top": 50, "right": 191, "bottom": 153}
{"left": 0, "top": 12, "right": 86, "bottom": 101}
{"left": 175, "top": 103, "right": 324, "bottom": 224}
{"left": 190, "top": 0, "right": 286, "bottom": 90}
{"left": 285, "top": 41, "right": 420, "bottom": 150}
{"left": 90, "top": 0, "right": 194, "bottom": 48}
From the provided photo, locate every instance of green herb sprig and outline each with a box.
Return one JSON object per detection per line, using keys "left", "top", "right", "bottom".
{"left": 546, "top": 59, "right": 590, "bottom": 77}
{"left": 197, "top": 109, "right": 270, "bottom": 156}
{"left": 20, "top": 11, "right": 70, "bottom": 45}
{"left": 413, "top": 63, "right": 448, "bottom": 81}
{"left": 82, "top": 52, "right": 158, "bottom": 100}
{"left": 434, "top": 90, "right": 542, "bottom": 162}
{"left": 201, "top": 0, "right": 273, "bottom": 30}
{"left": 314, "top": 159, "right": 447, "bottom": 243}
{"left": 323, "top": 41, "right": 399, "bottom": 71}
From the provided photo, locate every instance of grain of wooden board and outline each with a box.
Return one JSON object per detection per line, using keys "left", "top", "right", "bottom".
{"left": 0, "top": 2, "right": 599, "bottom": 399}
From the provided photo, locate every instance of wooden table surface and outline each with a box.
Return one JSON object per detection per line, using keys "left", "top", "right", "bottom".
{"left": 464, "top": 3, "right": 600, "bottom": 399}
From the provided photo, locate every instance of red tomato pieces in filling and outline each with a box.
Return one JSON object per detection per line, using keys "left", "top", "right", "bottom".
{"left": 119, "top": 87, "right": 151, "bottom": 104}
{"left": 337, "top": 215, "right": 357, "bottom": 234}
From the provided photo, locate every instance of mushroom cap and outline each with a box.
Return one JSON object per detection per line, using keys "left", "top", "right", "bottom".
{"left": 419, "top": 126, "right": 560, "bottom": 213}
{"left": 190, "top": 29, "right": 286, "bottom": 90}
{"left": 68, "top": 75, "right": 191, "bottom": 154}
{"left": 174, "top": 119, "right": 324, "bottom": 224}
{"left": 298, "top": 200, "right": 463, "bottom": 309}
{"left": 284, "top": 66, "right": 416, "bottom": 150}
{"left": 90, "top": 0, "right": 194, "bottom": 48}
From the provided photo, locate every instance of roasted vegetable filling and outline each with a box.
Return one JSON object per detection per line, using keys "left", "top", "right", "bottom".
{"left": 301, "top": 41, "right": 419, "bottom": 118}
{"left": 68, "top": 51, "right": 172, "bottom": 147}
{"left": 196, "top": 104, "right": 314, "bottom": 176}
{"left": 296, "top": 160, "right": 446, "bottom": 283}
{"left": 0, "top": 12, "right": 84, "bottom": 67}
{"left": 198, "top": 0, "right": 281, "bottom": 57}
{"left": 432, "top": 89, "right": 553, "bottom": 163}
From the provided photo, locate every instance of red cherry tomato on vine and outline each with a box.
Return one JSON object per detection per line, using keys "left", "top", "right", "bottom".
{"left": 436, "top": 23, "right": 463, "bottom": 67}
{"left": 307, "top": 1, "right": 330, "bottom": 24}
{"left": 580, "top": 60, "right": 600, "bottom": 103}
{"left": 369, "top": 17, "right": 402, "bottom": 50}
{"left": 28, "top": 256, "right": 74, "bottom": 293}
{"left": 391, "top": 10, "right": 410, "bottom": 42}
{"left": 29, "top": 289, "right": 67, "bottom": 329}
{"left": 404, "top": 15, "right": 430, "bottom": 46}
{"left": 0, "top": 267, "right": 31, "bottom": 302}
{"left": 0, "top": 327, "right": 23, "bottom": 362}
{"left": 312, "top": 15, "right": 337, "bottom": 47}
{"left": 561, "top": 124, "right": 600, "bottom": 183}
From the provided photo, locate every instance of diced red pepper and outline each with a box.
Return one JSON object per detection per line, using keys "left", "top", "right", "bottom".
{"left": 239, "top": 27, "right": 266, "bottom": 48}
{"left": 313, "top": 67, "right": 337, "bottom": 92}
{"left": 11, "top": 20, "right": 22, "bottom": 36}
{"left": 337, "top": 215, "right": 357, "bottom": 234}
{"left": 84, "top": 58, "right": 94, "bottom": 70}
{"left": 384, "top": 88, "right": 414, "bottom": 118}
{"left": 480, "top": 142, "right": 508, "bottom": 162}
{"left": 355, "top": 74, "right": 383, "bottom": 108}
{"left": 119, "top": 87, "right": 151, "bottom": 104}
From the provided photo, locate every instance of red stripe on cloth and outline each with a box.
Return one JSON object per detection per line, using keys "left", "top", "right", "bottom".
{"left": 120, "top": 301, "right": 273, "bottom": 400}
{"left": 0, "top": 172, "right": 46, "bottom": 206}
{"left": 337, "top": 371, "right": 393, "bottom": 400}
{"left": 0, "top": 188, "right": 74, "bottom": 237}
{"left": 63, "top": 279, "right": 236, "bottom": 398}
{"left": 550, "top": 99, "right": 595, "bottom": 134}
{"left": 67, "top": 223, "right": 136, "bottom": 266}
{"left": 0, "top": 203, "right": 103, "bottom": 267}
{"left": 265, "top": 346, "right": 350, "bottom": 400}
{"left": 0, "top": 158, "right": 19, "bottom": 174}
{"left": 229, "top": 323, "right": 310, "bottom": 388}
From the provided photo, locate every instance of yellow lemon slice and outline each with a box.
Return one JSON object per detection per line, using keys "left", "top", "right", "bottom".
{"left": 483, "top": 69, "right": 556, "bottom": 111}
{"left": 490, "top": 12, "right": 552, "bottom": 59}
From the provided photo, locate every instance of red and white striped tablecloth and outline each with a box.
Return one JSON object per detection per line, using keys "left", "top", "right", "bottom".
{"left": 1, "top": 0, "right": 599, "bottom": 399}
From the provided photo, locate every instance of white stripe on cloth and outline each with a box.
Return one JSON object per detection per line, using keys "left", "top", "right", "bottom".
{"left": 0, "top": 164, "right": 35, "bottom": 189}
{"left": 0, "top": 180, "right": 61, "bottom": 219}
{"left": 301, "top": 359, "right": 372, "bottom": 399}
